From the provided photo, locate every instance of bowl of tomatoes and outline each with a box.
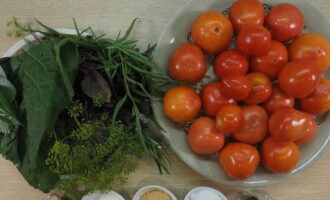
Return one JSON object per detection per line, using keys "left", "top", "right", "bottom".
{"left": 152, "top": 0, "right": 330, "bottom": 187}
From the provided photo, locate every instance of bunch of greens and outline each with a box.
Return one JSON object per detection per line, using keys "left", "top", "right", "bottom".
{"left": 0, "top": 18, "right": 176, "bottom": 199}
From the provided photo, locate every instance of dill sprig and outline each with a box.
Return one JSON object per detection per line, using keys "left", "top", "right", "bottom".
{"left": 46, "top": 102, "right": 144, "bottom": 199}
{"left": 6, "top": 17, "right": 28, "bottom": 37}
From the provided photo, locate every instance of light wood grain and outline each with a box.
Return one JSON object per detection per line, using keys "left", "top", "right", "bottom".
{"left": 0, "top": 0, "right": 330, "bottom": 200}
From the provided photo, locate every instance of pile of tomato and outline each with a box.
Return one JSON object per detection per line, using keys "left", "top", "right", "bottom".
{"left": 163, "top": 0, "right": 330, "bottom": 180}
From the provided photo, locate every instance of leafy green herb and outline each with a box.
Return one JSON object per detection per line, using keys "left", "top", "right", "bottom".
{"left": 0, "top": 57, "right": 21, "bottom": 163}
{"left": 0, "top": 58, "right": 20, "bottom": 135}
{"left": 17, "top": 39, "right": 80, "bottom": 192}
{"left": 0, "top": 72, "right": 19, "bottom": 135}
{"left": 0, "top": 38, "right": 80, "bottom": 192}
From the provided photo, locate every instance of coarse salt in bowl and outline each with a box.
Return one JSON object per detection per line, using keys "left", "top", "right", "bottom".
{"left": 184, "top": 187, "right": 227, "bottom": 200}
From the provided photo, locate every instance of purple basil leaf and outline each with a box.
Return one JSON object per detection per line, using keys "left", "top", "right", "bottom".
{"left": 81, "top": 70, "right": 111, "bottom": 102}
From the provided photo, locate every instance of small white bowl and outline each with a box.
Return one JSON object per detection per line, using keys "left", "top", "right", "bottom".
{"left": 82, "top": 191, "right": 125, "bottom": 200}
{"left": 184, "top": 187, "right": 227, "bottom": 200}
{"left": 133, "top": 185, "right": 177, "bottom": 200}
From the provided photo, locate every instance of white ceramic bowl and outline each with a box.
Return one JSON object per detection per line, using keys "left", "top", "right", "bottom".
{"left": 133, "top": 185, "right": 177, "bottom": 200}
{"left": 82, "top": 191, "right": 125, "bottom": 200}
{"left": 152, "top": 0, "right": 330, "bottom": 187}
{"left": 184, "top": 187, "right": 227, "bottom": 200}
{"left": 42, "top": 191, "right": 125, "bottom": 200}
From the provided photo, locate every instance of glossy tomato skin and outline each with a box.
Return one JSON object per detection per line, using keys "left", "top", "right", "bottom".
{"left": 215, "top": 104, "right": 243, "bottom": 134}
{"left": 233, "top": 105, "right": 268, "bottom": 144}
{"left": 251, "top": 41, "right": 288, "bottom": 79}
{"left": 219, "top": 143, "right": 260, "bottom": 180}
{"left": 163, "top": 86, "right": 201, "bottom": 123}
{"left": 229, "top": 0, "right": 265, "bottom": 31}
{"left": 188, "top": 117, "right": 225, "bottom": 154}
{"left": 263, "top": 85, "right": 295, "bottom": 114}
{"left": 220, "top": 74, "right": 252, "bottom": 101}
{"left": 269, "top": 107, "right": 310, "bottom": 142}
{"left": 214, "top": 49, "right": 249, "bottom": 79}
{"left": 201, "top": 82, "right": 235, "bottom": 117}
{"left": 168, "top": 43, "right": 207, "bottom": 83}
{"left": 296, "top": 114, "right": 317, "bottom": 145}
{"left": 192, "top": 11, "right": 233, "bottom": 54}
{"left": 244, "top": 72, "right": 272, "bottom": 105}
{"left": 289, "top": 33, "right": 330, "bottom": 72}
{"left": 300, "top": 78, "right": 330, "bottom": 115}
{"left": 237, "top": 25, "right": 272, "bottom": 56}
{"left": 278, "top": 60, "right": 320, "bottom": 99}
{"left": 266, "top": 3, "right": 304, "bottom": 42}
{"left": 262, "top": 137, "right": 300, "bottom": 173}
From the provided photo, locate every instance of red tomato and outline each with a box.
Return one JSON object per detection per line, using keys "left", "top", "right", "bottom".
{"left": 220, "top": 74, "right": 252, "bottom": 101}
{"left": 289, "top": 33, "right": 330, "bottom": 72}
{"left": 269, "top": 107, "right": 311, "bottom": 142}
{"left": 300, "top": 78, "right": 330, "bottom": 115}
{"left": 266, "top": 3, "right": 304, "bottom": 42}
{"left": 233, "top": 105, "right": 268, "bottom": 144}
{"left": 201, "top": 82, "right": 235, "bottom": 117}
{"left": 229, "top": 0, "right": 265, "bottom": 31}
{"left": 244, "top": 72, "right": 272, "bottom": 104}
{"left": 168, "top": 43, "right": 207, "bottom": 83}
{"left": 262, "top": 137, "right": 300, "bottom": 173}
{"left": 278, "top": 60, "right": 320, "bottom": 99}
{"left": 251, "top": 41, "right": 288, "bottom": 79}
{"left": 163, "top": 86, "right": 201, "bottom": 122}
{"left": 219, "top": 143, "right": 260, "bottom": 180}
{"left": 188, "top": 117, "right": 225, "bottom": 154}
{"left": 214, "top": 49, "right": 249, "bottom": 79}
{"left": 215, "top": 104, "right": 243, "bottom": 134}
{"left": 237, "top": 25, "right": 272, "bottom": 56}
{"left": 192, "top": 11, "right": 233, "bottom": 54}
{"left": 296, "top": 114, "right": 317, "bottom": 145}
{"left": 263, "top": 85, "right": 295, "bottom": 114}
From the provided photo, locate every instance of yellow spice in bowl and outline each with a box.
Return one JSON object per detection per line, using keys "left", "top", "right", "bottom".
{"left": 139, "top": 190, "right": 172, "bottom": 200}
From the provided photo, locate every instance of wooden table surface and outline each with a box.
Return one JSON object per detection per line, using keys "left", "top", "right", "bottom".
{"left": 0, "top": 0, "right": 330, "bottom": 199}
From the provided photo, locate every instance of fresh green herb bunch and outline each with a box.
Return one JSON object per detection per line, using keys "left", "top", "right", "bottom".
{"left": 3, "top": 17, "right": 177, "bottom": 196}
{"left": 46, "top": 101, "right": 144, "bottom": 199}
{"left": 31, "top": 18, "right": 176, "bottom": 173}
{"left": 8, "top": 17, "right": 175, "bottom": 171}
